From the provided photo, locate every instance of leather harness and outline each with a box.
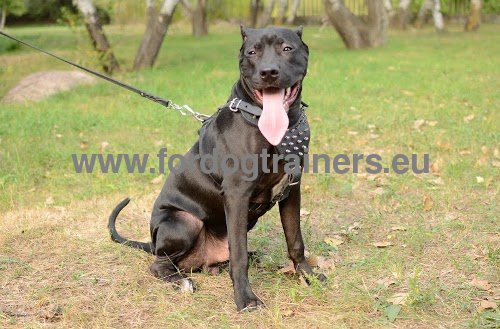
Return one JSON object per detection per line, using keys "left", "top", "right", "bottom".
{"left": 198, "top": 98, "right": 310, "bottom": 212}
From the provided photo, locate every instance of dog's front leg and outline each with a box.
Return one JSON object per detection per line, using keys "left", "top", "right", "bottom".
{"left": 279, "top": 184, "right": 327, "bottom": 283}
{"left": 223, "top": 185, "right": 263, "bottom": 311}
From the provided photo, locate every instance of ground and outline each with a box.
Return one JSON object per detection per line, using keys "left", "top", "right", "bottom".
{"left": 0, "top": 22, "right": 498, "bottom": 328}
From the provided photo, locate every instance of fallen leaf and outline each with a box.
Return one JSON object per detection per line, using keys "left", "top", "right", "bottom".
{"left": 430, "top": 177, "right": 444, "bottom": 186}
{"left": 371, "top": 187, "right": 385, "bottom": 196}
{"left": 459, "top": 150, "right": 471, "bottom": 155}
{"left": 481, "top": 146, "right": 489, "bottom": 155}
{"left": 430, "top": 159, "right": 443, "bottom": 173}
{"left": 80, "top": 141, "right": 88, "bottom": 150}
{"left": 55, "top": 133, "right": 62, "bottom": 138}
{"left": 478, "top": 300, "right": 497, "bottom": 312}
{"left": 304, "top": 185, "right": 311, "bottom": 192}
{"left": 376, "top": 277, "right": 396, "bottom": 288}
{"left": 45, "top": 196, "right": 54, "bottom": 205}
{"left": 384, "top": 304, "right": 401, "bottom": 322}
{"left": 300, "top": 208, "right": 310, "bottom": 216}
{"left": 348, "top": 130, "right": 359, "bottom": 136}
{"left": 390, "top": 226, "right": 407, "bottom": 232}
{"left": 387, "top": 292, "right": 408, "bottom": 305}
{"left": 463, "top": 114, "right": 475, "bottom": 123}
{"left": 427, "top": 120, "right": 438, "bottom": 127}
{"left": 401, "top": 89, "right": 414, "bottom": 96}
{"left": 476, "top": 176, "right": 485, "bottom": 183}
{"left": 494, "top": 147, "right": 499, "bottom": 159}
{"left": 372, "top": 241, "right": 393, "bottom": 248}
{"left": 492, "top": 160, "right": 500, "bottom": 168}
{"left": 316, "top": 256, "right": 335, "bottom": 270}
{"left": 470, "top": 278, "right": 491, "bottom": 291}
{"left": 154, "top": 140, "right": 164, "bottom": 147}
{"left": 278, "top": 261, "right": 295, "bottom": 275}
{"left": 367, "top": 124, "right": 376, "bottom": 130}
{"left": 150, "top": 175, "right": 164, "bottom": 185}
{"left": 100, "top": 141, "right": 109, "bottom": 152}
{"left": 413, "top": 119, "right": 425, "bottom": 130}
{"left": 324, "top": 237, "right": 344, "bottom": 247}
{"left": 436, "top": 140, "right": 451, "bottom": 150}
{"left": 423, "top": 195, "right": 434, "bottom": 211}
{"left": 370, "top": 133, "right": 380, "bottom": 139}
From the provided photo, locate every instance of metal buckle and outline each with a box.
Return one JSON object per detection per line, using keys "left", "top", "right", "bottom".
{"left": 229, "top": 98, "right": 241, "bottom": 112}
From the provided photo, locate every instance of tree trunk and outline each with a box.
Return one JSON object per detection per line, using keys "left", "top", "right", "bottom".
{"left": 134, "top": 0, "right": 157, "bottom": 69}
{"left": 392, "top": 0, "right": 411, "bottom": 29}
{"left": 276, "top": 0, "right": 288, "bottom": 25}
{"left": 431, "top": 0, "right": 444, "bottom": 31}
{"left": 249, "top": 0, "right": 261, "bottom": 27}
{"left": 415, "top": 0, "right": 444, "bottom": 31}
{"left": 0, "top": 3, "right": 6, "bottom": 30}
{"left": 73, "top": 0, "right": 120, "bottom": 74}
{"left": 465, "top": 0, "right": 481, "bottom": 31}
{"left": 323, "top": 0, "right": 388, "bottom": 50}
{"left": 191, "top": 0, "right": 207, "bottom": 37}
{"left": 258, "top": 0, "right": 275, "bottom": 28}
{"left": 286, "top": 0, "right": 301, "bottom": 24}
{"left": 134, "top": 0, "right": 179, "bottom": 70}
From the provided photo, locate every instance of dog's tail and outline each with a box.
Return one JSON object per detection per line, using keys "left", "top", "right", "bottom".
{"left": 108, "top": 198, "right": 153, "bottom": 254}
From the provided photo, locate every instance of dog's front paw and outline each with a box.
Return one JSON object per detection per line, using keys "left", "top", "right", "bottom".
{"left": 235, "top": 292, "right": 264, "bottom": 312}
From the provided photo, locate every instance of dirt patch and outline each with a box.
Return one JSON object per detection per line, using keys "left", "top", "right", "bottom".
{"left": 2, "top": 70, "right": 95, "bottom": 104}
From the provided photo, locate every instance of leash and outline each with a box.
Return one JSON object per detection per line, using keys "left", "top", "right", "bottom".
{"left": 0, "top": 31, "right": 209, "bottom": 122}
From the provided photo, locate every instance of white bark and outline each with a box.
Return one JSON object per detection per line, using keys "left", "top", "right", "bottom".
{"left": 73, "top": 0, "right": 97, "bottom": 24}
{"left": 286, "top": 0, "right": 300, "bottom": 24}
{"left": 432, "top": 0, "right": 444, "bottom": 30}
{"left": 417, "top": 0, "right": 444, "bottom": 30}
{"left": 0, "top": 4, "right": 6, "bottom": 30}
{"left": 398, "top": 0, "right": 411, "bottom": 10}
{"left": 277, "top": 0, "right": 288, "bottom": 23}
{"left": 383, "top": 0, "right": 394, "bottom": 18}
{"left": 160, "top": 0, "right": 179, "bottom": 15}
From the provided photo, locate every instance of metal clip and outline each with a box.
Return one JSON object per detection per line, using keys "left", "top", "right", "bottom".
{"left": 229, "top": 98, "right": 240, "bottom": 112}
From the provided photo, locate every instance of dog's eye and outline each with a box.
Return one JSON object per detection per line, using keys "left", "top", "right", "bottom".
{"left": 248, "top": 50, "right": 256, "bottom": 55}
{"left": 283, "top": 46, "right": 293, "bottom": 52}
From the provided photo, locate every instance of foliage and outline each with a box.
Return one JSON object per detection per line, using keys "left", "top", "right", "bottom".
{"left": 0, "top": 0, "right": 26, "bottom": 17}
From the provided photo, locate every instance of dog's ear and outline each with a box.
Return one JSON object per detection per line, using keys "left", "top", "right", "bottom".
{"left": 240, "top": 25, "right": 248, "bottom": 41}
{"left": 295, "top": 25, "right": 304, "bottom": 38}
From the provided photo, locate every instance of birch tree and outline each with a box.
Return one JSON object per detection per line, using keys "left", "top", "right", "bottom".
{"left": 134, "top": 0, "right": 180, "bottom": 69}
{"left": 249, "top": 0, "right": 261, "bottom": 27}
{"left": 73, "top": 0, "right": 120, "bottom": 73}
{"left": 181, "top": 0, "right": 208, "bottom": 37}
{"left": 392, "top": 0, "right": 411, "bottom": 29}
{"left": 465, "top": 0, "right": 482, "bottom": 31}
{"left": 323, "top": 0, "right": 388, "bottom": 49}
{"left": 286, "top": 0, "right": 301, "bottom": 24}
{"left": 276, "top": 0, "right": 288, "bottom": 25}
{"left": 257, "top": 0, "right": 275, "bottom": 28}
{"left": 415, "top": 0, "right": 444, "bottom": 31}
{"left": 0, "top": 0, "right": 26, "bottom": 30}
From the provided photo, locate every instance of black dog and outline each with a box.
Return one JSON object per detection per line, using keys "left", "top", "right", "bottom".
{"left": 108, "top": 26, "right": 326, "bottom": 311}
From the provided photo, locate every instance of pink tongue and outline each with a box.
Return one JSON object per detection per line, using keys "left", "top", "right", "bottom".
{"left": 258, "top": 88, "right": 288, "bottom": 145}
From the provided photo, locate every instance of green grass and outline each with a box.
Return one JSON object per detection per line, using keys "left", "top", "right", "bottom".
{"left": 0, "top": 23, "right": 499, "bottom": 328}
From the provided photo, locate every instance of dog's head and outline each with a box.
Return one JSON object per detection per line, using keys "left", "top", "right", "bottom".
{"left": 239, "top": 26, "right": 309, "bottom": 109}
{"left": 238, "top": 26, "right": 309, "bottom": 145}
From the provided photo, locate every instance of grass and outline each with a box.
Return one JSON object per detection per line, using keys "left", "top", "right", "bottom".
{"left": 0, "top": 22, "right": 499, "bottom": 328}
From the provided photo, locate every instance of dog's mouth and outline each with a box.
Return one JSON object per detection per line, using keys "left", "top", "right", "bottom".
{"left": 251, "top": 81, "right": 301, "bottom": 146}
{"left": 252, "top": 80, "right": 301, "bottom": 110}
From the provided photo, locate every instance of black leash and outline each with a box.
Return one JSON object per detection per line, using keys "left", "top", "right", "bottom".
{"left": 0, "top": 30, "right": 209, "bottom": 121}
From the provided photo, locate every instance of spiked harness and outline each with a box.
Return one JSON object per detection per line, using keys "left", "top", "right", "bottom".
{"left": 198, "top": 98, "right": 310, "bottom": 213}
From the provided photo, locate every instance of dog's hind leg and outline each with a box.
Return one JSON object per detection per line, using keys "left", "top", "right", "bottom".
{"left": 149, "top": 210, "right": 204, "bottom": 291}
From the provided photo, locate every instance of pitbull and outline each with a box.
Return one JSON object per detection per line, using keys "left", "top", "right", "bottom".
{"left": 108, "top": 26, "right": 326, "bottom": 311}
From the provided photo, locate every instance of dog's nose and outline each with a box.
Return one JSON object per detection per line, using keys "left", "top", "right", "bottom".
{"left": 259, "top": 66, "right": 279, "bottom": 81}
